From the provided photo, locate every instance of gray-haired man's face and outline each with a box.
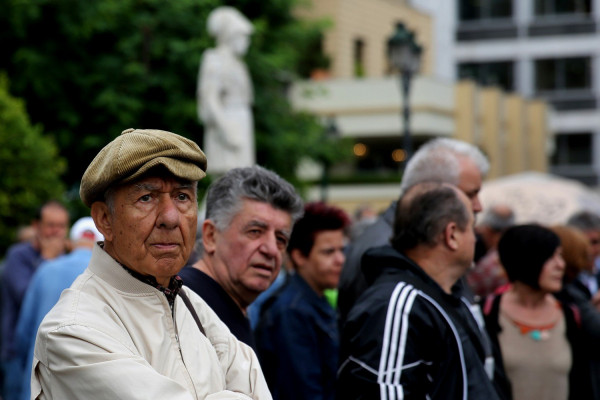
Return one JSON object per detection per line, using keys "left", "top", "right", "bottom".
{"left": 457, "top": 157, "right": 483, "bottom": 214}
{"left": 203, "top": 198, "right": 292, "bottom": 307}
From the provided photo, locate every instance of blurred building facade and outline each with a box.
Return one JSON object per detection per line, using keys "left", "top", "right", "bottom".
{"left": 412, "top": 0, "right": 600, "bottom": 184}
{"left": 291, "top": 0, "right": 552, "bottom": 212}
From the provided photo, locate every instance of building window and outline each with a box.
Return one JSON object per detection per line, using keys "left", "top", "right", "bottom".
{"left": 459, "top": 0, "right": 513, "bottom": 21}
{"left": 353, "top": 39, "right": 365, "bottom": 77}
{"left": 458, "top": 61, "right": 514, "bottom": 91}
{"left": 551, "top": 133, "right": 592, "bottom": 165}
{"left": 535, "top": 0, "right": 591, "bottom": 16}
{"left": 535, "top": 57, "right": 595, "bottom": 109}
{"left": 535, "top": 57, "right": 591, "bottom": 91}
{"left": 457, "top": 0, "right": 517, "bottom": 41}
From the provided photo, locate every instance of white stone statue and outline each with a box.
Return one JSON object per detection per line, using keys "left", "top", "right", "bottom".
{"left": 197, "top": 6, "right": 255, "bottom": 175}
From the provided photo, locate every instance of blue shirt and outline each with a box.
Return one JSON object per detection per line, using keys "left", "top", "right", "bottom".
{"left": 247, "top": 269, "right": 288, "bottom": 329}
{"left": 255, "top": 273, "right": 339, "bottom": 400}
{"left": 14, "top": 248, "right": 92, "bottom": 400}
{"left": 1, "top": 242, "right": 42, "bottom": 361}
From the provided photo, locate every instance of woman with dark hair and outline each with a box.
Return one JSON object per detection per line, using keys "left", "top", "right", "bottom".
{"left": 482, "top": 224, "right": 594, "bottom": 400}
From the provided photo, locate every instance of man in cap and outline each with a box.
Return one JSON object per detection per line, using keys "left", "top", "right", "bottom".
{"left": 179, "top": 166, "right": 303, "bottom": 349}
{"left": 14, "top": 216, "right": 103, "bottom": 400}
{"left": 32, "top": 129, "right": 270, "bottom": 399}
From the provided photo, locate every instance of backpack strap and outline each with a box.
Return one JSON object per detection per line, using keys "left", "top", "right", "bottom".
{"left": 179, "top": 289, "right": 206, "bottom": 336}
{"left": 483, "top": 293, "right": 497, "bottom": 316}
{"left": 568, "top": 303, "right": 582, "bottom": 329}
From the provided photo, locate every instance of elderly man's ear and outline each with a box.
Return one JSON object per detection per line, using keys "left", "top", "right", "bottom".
{"left": 91, "top": 202, "right": 114, "bottom": 242}
{"left": 201, "top": 219, "right": 218, "bottom": 255}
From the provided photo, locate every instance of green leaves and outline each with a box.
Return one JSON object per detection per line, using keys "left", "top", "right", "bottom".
{"left": 0, "top": 73, "right": 66, "bottom": 253}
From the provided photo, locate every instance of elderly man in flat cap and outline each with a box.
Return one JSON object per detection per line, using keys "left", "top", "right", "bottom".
{"left": 31, "top": 129, "right": 271, "bottom": 400}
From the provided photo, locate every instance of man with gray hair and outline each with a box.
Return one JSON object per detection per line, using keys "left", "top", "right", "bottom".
{"left": 33, "top": 128, "right": 271, "bottom": 399}
{"left": 467, "top": 204, "right": 515, "bottom": 298}
{"left": 338, "top": 137, "right": 489, "bottom": 324}
{"left": 179, "top": 166, "right": 303, "bottom": 348}
{"left": 567, "top": 210, "right": 600, "bottom": 301}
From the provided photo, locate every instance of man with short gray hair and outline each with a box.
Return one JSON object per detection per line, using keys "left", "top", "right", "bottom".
{"left": 567, "top": 210, "right": 600, "bottom": 300}
{"left": 467, "top": 204, "right": 515, "bottom": 298}
{"left": 179, "top": 165, "right": 303, "bottom": 348}
{"left": 338, "top": 137, "right": 489, "bottom": 324}
{"left": 33, "top": 128, "right": 271, "bottom": 399}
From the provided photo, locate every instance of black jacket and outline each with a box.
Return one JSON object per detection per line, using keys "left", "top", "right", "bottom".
{"left": 337, "top": 245, "right": 504, "bottom": 400}
{"left": 337, "top": 202, "right": 396, "bottom": 326}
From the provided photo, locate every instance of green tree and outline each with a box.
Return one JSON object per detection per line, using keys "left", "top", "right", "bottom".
{"left": 0, "top": 73, "right": 66, "bottom": 254}
{"left": 0, "top": 0, "right": 345, "bottom": 191}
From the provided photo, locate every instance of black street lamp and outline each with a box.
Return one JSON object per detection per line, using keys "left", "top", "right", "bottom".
{"left": 387, "top": 23, "right": 422, "bottom": 163}
{"left": 320, "top": 117, "right": 338, "bottom": 203}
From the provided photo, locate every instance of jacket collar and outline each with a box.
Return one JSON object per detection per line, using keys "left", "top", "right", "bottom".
{"left": 88, "top": 243, "right": 173, "bottom": 297}
{"left": 289, "top": 273, "right": 335, "bottom": 314}
{"left": 362, "top": 244, "right": 463, "bottom": 303}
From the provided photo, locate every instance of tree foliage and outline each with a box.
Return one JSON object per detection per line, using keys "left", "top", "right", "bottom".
{"left": 0, "top": 0, "right": 344, "bottom": 193}
{"left": 0, "top": 74, "right": 66, "bottom": 254}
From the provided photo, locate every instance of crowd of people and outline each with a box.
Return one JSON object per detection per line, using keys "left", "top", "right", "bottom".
{"left": 1, "top": 130, "right": 600, "bottom": 399}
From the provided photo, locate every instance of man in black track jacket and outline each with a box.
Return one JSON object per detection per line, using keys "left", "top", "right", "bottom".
{"left": 337, "top": 182, "right": 506, "bottom": 400}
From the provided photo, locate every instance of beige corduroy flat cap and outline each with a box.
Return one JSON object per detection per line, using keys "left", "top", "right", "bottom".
{"left": 80, "top": 128, "right": 207, "bottom": 207}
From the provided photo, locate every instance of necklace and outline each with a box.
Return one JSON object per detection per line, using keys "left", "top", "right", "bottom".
{"left": 500, "top": 291, "right": 562, "bottom": 341}
{"left": 510, "top": 319, "right": 556, "bottom": 341}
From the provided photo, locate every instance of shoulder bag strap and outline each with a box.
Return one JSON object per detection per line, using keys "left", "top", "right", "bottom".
{"left": 179, "top": 289, "right": 206, "bottom": 336}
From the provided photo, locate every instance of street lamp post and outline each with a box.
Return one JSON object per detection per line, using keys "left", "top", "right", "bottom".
{"left": 320, "top": 117, "right": 339, "bottom": 203}
{"left": 387, "top": 23, "right": 422, "bottom": 163}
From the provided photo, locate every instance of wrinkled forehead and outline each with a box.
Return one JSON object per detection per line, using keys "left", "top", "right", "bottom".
{"left": 109, "top": 173, "right": 197, "bottom": 202}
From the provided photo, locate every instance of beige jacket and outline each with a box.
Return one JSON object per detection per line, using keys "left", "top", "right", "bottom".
{"left": 32, "top": 244, "right": 271, "bottom": 400}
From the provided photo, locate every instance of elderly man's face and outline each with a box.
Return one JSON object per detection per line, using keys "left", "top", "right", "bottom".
{"left": 455, "top": 190, "right": 477, "bottom": 270}
{"left": 203, "top": 199, "right": 292, "bottom": 309}
{"left": 457, "top": 157, "right": 483, "bottom": 214}
{"left": 94, "top": 175, "right": 197, "bottom": 286}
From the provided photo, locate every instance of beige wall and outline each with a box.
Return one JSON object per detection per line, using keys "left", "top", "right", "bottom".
{"left": 480, "top": 88, "right": 503, "bottom": 180}
{"left": 505, "top": 95, "right": 526, "bottom": 174}
{"left": 526, "top": 101, "right": 549, "bottom": 172}
{"left": 454, "top": 80, "right": 477, "bottom": 144}
{"left": 454, "top": 80, "right": 550, "bottom": 179}
{"left": 296, "top": 0, "right": 433, "bottom": 78}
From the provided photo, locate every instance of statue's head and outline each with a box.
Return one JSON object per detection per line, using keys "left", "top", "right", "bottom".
{"left": 207, "top": 6, "right": 253, "bottom": 56}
